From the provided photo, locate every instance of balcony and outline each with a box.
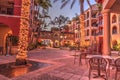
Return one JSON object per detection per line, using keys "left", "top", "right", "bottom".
{"left": 85, "top": 36, "right": 90, "bottom": 40}
{"left": 97, "top": 31, "right": 103, "bottom": 36}
{"left": 98, "top": 21, "right": 103, "bottom": 26}
{"left": 0, "top": 6, "right": 14, "bottom": 15}
{"left": 91, "top": 22, "right": 98, "bottom": 27}
{"left": 0, "top": 0, "right": 14, "bottom": 15}
{"left": 91, "top": 15, "right": 96, "bottom": 18}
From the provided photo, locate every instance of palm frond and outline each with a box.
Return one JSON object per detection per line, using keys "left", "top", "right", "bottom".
{"left": 60, "top": 0, "right": 70, "bottom": 9}
{"left": 86, "top": 0, "right": 92, "bottom": 10}
{"left": 70, "top": 0, "right": 76, "bottom": 9}
{"left": 61, "top": 0, "right": 66, "bottom": 3}
{"left": 53, "top": 0, "right": 59, "bottom": 3}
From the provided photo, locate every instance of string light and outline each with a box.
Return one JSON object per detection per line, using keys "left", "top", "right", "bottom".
{"left": 80, "top": 15, "right": 85, "bottom": 47}
{"left": 16, "top": 0, "right": 30, "bottom": 63}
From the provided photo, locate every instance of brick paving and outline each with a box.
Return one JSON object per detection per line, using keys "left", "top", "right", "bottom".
{"left": 0, "top": 48, "right": 119, "bottom": 80}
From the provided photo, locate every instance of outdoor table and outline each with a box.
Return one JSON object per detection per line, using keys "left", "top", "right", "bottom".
{"left": 86, "top": 55, "right": 114, "bottom": 78}
{"left": 86, "top": 55, "right": 113, "bottom": 59}
{"left": 86, "top": 55, "right": 120, "bottom": 77}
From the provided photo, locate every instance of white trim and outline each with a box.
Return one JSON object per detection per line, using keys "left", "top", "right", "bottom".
{"left": 0, "top": 14, "right": 20, "bottom": 18}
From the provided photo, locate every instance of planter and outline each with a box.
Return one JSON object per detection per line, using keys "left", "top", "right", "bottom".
{"left": 111, "top": 51, "right": 119, "bottom": 56}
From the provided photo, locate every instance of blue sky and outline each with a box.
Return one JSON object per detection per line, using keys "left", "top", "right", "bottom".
{"left": 48, "top": 0, "right": 96, "bottom": 20}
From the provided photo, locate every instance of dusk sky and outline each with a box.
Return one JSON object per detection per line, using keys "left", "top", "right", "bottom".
{"left": 49, "top": 0, "right": 96, "bottom": 20}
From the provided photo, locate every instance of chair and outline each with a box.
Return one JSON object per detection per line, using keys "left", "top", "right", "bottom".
{"left": 79, "top": 52, "right": 88, "bottom": 65}
{"left": 73, "top": 49, "right": 80, "bottom": 64}
{"left": 88, "top": 57, "right": 108, "bottom": 80}
{"left": 114, "top": 58, "right": 120, "bottom": 80}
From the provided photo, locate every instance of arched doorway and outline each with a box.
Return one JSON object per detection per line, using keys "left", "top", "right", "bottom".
{"left": 0, "top": 23, "right": 12, "bottom": 54}
{"left": 54, "top": 40, "right": 59, "bottom": 48}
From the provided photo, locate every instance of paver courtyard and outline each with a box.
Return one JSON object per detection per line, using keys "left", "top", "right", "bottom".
{"left": 0, "top": 48, "right": 118, "bottom": 80}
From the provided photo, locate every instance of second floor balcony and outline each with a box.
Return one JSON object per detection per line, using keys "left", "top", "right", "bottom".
{"left": 97, "top": 21, "right": 103, "bottom": 26}
{"left": 0, "top": 0, "right": 14, "bottom": 15}
{"left": 0, "top": 6, "right": 14, "bottom": 15}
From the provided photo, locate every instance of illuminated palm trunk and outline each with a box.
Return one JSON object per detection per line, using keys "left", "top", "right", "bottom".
{"left": 16, "top": 0, "right": 30, "bottom": 65}
{"left": 79, "top": 0, "right": 85, "bottom": 48}
{"left": 80, "top": 14, "right": 85, "bottom": 48}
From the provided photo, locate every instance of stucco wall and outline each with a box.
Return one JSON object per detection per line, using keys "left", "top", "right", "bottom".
{"left": 0, "top": 16, "right": 20, "bottom": 36}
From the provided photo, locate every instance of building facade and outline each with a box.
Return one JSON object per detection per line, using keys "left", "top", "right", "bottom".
{"left": 0, "top": 0, "right": 21, "bottom": 53}
{"left": 38, "top": 27, "right": 74, "bottom": 48}
{"left": 84, "top": 4, "right": 98, "bottom": 46}
{"left": 83, "top": 1, "right": 120, "bottom": 54}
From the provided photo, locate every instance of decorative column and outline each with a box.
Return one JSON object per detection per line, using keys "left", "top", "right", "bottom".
{"left": 102, "top": 9, "right": 111, "bottom": 55}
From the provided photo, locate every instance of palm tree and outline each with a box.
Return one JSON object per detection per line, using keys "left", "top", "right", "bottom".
{"left": 16, "top": 0, "right": 30, "bottom": 65}
{"left": 30, "top": 0, "right": 52, "bottom": 43}
{"left": 16, "top": 0, "right": 52, "bottom": 65}
{"left": 50, "top": 15, "right": 70, "bottom": 47}
{"left": 53, "top": 0, "right": 92, "bottom": 48}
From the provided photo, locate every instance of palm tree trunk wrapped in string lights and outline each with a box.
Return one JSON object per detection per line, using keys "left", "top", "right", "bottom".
{"left": 16, "top": 0, "right": 30, "bottom": 65}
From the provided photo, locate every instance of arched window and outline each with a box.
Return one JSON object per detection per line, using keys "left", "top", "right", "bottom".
{"left": 112, "top": 26, "right": 117, "bottom": 34}
{"left": 112, "top": 15, "right": 117, "bottom": 23}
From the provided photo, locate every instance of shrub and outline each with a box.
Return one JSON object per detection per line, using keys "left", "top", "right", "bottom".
{"left": 28, "top": 43, "right": 37, "bottom": 50}
{"left": 113, "top": 43, "right": 120, "bottom": 51}
{"left": 11, "top": 36, "right": 19, "bottom": 46}
{"left": 69, "top": 45, "right": 77, "bottom": 50}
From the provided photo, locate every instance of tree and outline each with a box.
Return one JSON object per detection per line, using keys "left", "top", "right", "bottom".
{"left": 30, "top": 0, "right": 52, "bottom": 43}
{"left": 50, "top": 15, "right": 70, "bottom": 47}
{"left": 53, "top": 0, "right": 92, "bottom": 48}
{"left": 16, "top": 0, "right": 30, "bottom": 65}
{"left": 16, "top": 0, "right": 52, "bottom": 65}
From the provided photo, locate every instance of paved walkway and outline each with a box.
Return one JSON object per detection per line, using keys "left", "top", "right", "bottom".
{"left": 0, "top": 48, "right": 119, "bottom": 80}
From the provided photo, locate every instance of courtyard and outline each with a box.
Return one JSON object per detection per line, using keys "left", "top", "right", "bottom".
{"left": 0, "top": 48, "right": 118, "bottom": 80}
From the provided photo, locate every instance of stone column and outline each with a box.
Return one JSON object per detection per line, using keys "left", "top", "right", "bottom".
{"left": 102, "top": 9, "right": 111, "bottom": 55}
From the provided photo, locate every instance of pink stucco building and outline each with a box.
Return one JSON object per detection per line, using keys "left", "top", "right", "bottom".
{"left": 0, "top": 0, "right": 21, "bottom": 53}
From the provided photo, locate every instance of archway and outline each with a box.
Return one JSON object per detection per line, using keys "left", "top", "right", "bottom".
{"left": 54, "top": 40, "right": 59, "bottom": 48}
{"left": 0, "top": 23, "right": 12, "bottom": 54}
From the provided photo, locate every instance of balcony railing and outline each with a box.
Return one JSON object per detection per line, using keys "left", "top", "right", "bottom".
{"left": 92, "top": 23, "right": 98, "bottom": 27}
{"left": 0, "top": 6, "right": 14, "bottom": 15}
{"left": 97, "top": 21, "right": 103, "bottom": 26}
{"left": 91, "top": 15, "right": 96, "bottom": 18}
{"left": 97, "top": 32, "right": 103, "bottom": 35}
